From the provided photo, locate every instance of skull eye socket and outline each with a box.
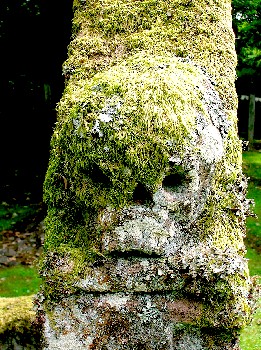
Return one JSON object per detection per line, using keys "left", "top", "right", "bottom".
{"left": 89, "top": 165, "right": 111, "bottom": 187}
{"left": 133, "top": 182, "right": 153, "bottom": 205}
{"left": 162, "top": 167, "right": 191, "bottom": 191}
{"left": 162, "top": 173, "right": 185, "bottom": 189}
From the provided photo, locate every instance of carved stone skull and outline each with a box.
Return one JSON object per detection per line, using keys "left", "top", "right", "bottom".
{"left": 39, "top": 0, "right": 253, "bottom": 347}
{"left": 41, "top": 55, "right": 251, "bottom": 349}
{"left": 61, "top": 56, "right": 231, "bottom": 295}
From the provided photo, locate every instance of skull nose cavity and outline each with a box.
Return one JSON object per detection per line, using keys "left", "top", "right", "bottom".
{"left": 133, "top": 183, "right": 153, "bottom": 205}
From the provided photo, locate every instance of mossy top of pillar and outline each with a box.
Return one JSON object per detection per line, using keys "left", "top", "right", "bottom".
{"left": 65, "top": 0, "right": 237, "bottom": 111}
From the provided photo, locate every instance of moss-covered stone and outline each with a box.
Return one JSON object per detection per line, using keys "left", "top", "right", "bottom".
{"left": 43, "top": 53, "right": 235, "bottom": 250}
{"left": 40, "top": 1, "right": 254, "bottom": 349}
{"left": 0, "top": 296, "right": 42, "bottom": 349}
{"left": 66, "top": 0, "right": 237, "bottom": 109}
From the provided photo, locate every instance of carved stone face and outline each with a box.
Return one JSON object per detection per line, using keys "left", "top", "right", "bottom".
{"left": 41, "top": 0, "right": 252, "bottom": 344}
{"left": 100, "top": 124, "right": 224, "bottom": 258}
{"left": 76, "top": 130, "right": 228, "bottom": 293}
{"left": 69, "top": 56, "right": 230, "bottom": 293}
{"left": 42, "top": 56, "right": 249, "bottom": 350}
{"left": 44, "top": 55, "right": 230, "bottom": 293}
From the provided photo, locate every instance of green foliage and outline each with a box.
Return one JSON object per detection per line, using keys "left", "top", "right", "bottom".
{"left": 0, "top": 266, "right": 41, "bottom": 298}
{"left": 19, "top": 0, "right": 41, "bottom": 16}
{"left": 232, "top": 0, "right": 261, "bottom": 77}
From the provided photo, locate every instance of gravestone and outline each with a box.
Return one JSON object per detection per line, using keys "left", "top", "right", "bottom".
{"left": 39, "top": 1, "right": 253, "bottom": 349}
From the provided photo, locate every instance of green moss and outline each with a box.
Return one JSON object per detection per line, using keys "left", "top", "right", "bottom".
{"left": 68, "top": 0, "right": 237, "bottom": 110}
{"left": 178, "top": 249, "right": 252, "bottom": 328}
{"left": 201, "top": 277, "right": 252, "bottom": 329}
{"left": 44, "top": 0, "right": 244, "bottom": 262}
{"left": 0, "top": 296, "right": 42, "bottom": 348}
{"left": 39, "top": 243, "right": 99, "bottom": 302}
{"left": 193, "top": 128, "right": 248, "bottom": 254}
{"left": 0, "top": 296, "right": 35, "bottom": 335}
{"left": 44, "top": 54, "right": 211, "bottom": 251}
{"left": 0, "top": 296, "right": 41, "bottom": 348}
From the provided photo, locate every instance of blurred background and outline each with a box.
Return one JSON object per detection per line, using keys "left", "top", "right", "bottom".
{"left": 0, "top": 0, "right": 72, "bottom": 203}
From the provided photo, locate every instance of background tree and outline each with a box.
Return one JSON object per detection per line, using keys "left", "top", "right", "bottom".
{"left": 232, "top": 0, "right": 261, "bottom": 78}
{"left": 232, "top": 0, "right": 261, "bottom": 145}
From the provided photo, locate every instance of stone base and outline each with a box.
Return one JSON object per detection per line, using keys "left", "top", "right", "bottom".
{"left": 43, "top": 293, "right": 239, "bottom": 350}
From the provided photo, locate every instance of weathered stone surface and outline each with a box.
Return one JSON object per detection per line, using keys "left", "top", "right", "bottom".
{"left": 39, "top": 0, "right": 253, "bottom": 349}
{"left": 43, "top": 293, "right": 243, "bottom": 350}
{"left": 43, "top": 293, "right": 202, "bottom": 349}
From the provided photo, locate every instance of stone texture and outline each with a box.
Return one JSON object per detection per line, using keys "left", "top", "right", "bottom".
{"left": 43, "top": 293, "right": 202, "bottom": 350}
{"left": 43, "top": 293, "right": 242, "bottom": 350}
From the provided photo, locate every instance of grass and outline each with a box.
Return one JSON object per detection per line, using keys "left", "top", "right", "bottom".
{"left": 243, "top": 151, "right": 261, "bottom": 277}
{"left": 245, "top": 181, "right": 261, "bottom": 281}
{"left": 0, "top": 201, "right": 42, "bottom": 298}
{"left": 0, "top": 266, "right": 41, "bottom": 298}
{"left": 240, "top": 150, "right": 261, "bottom": 350}
{"left": 243, "top": 151, "right": 261, "bottom": 181}
{"left": 246, "top": 247, "right": 261, "bottom": 279}
{"left": 240, "top": 298, "right": 261, "bottom": 350}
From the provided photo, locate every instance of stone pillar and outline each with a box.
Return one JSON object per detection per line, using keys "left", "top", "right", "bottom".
{"left": 40, "top": 1, "right": 253, "bottom": 349}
